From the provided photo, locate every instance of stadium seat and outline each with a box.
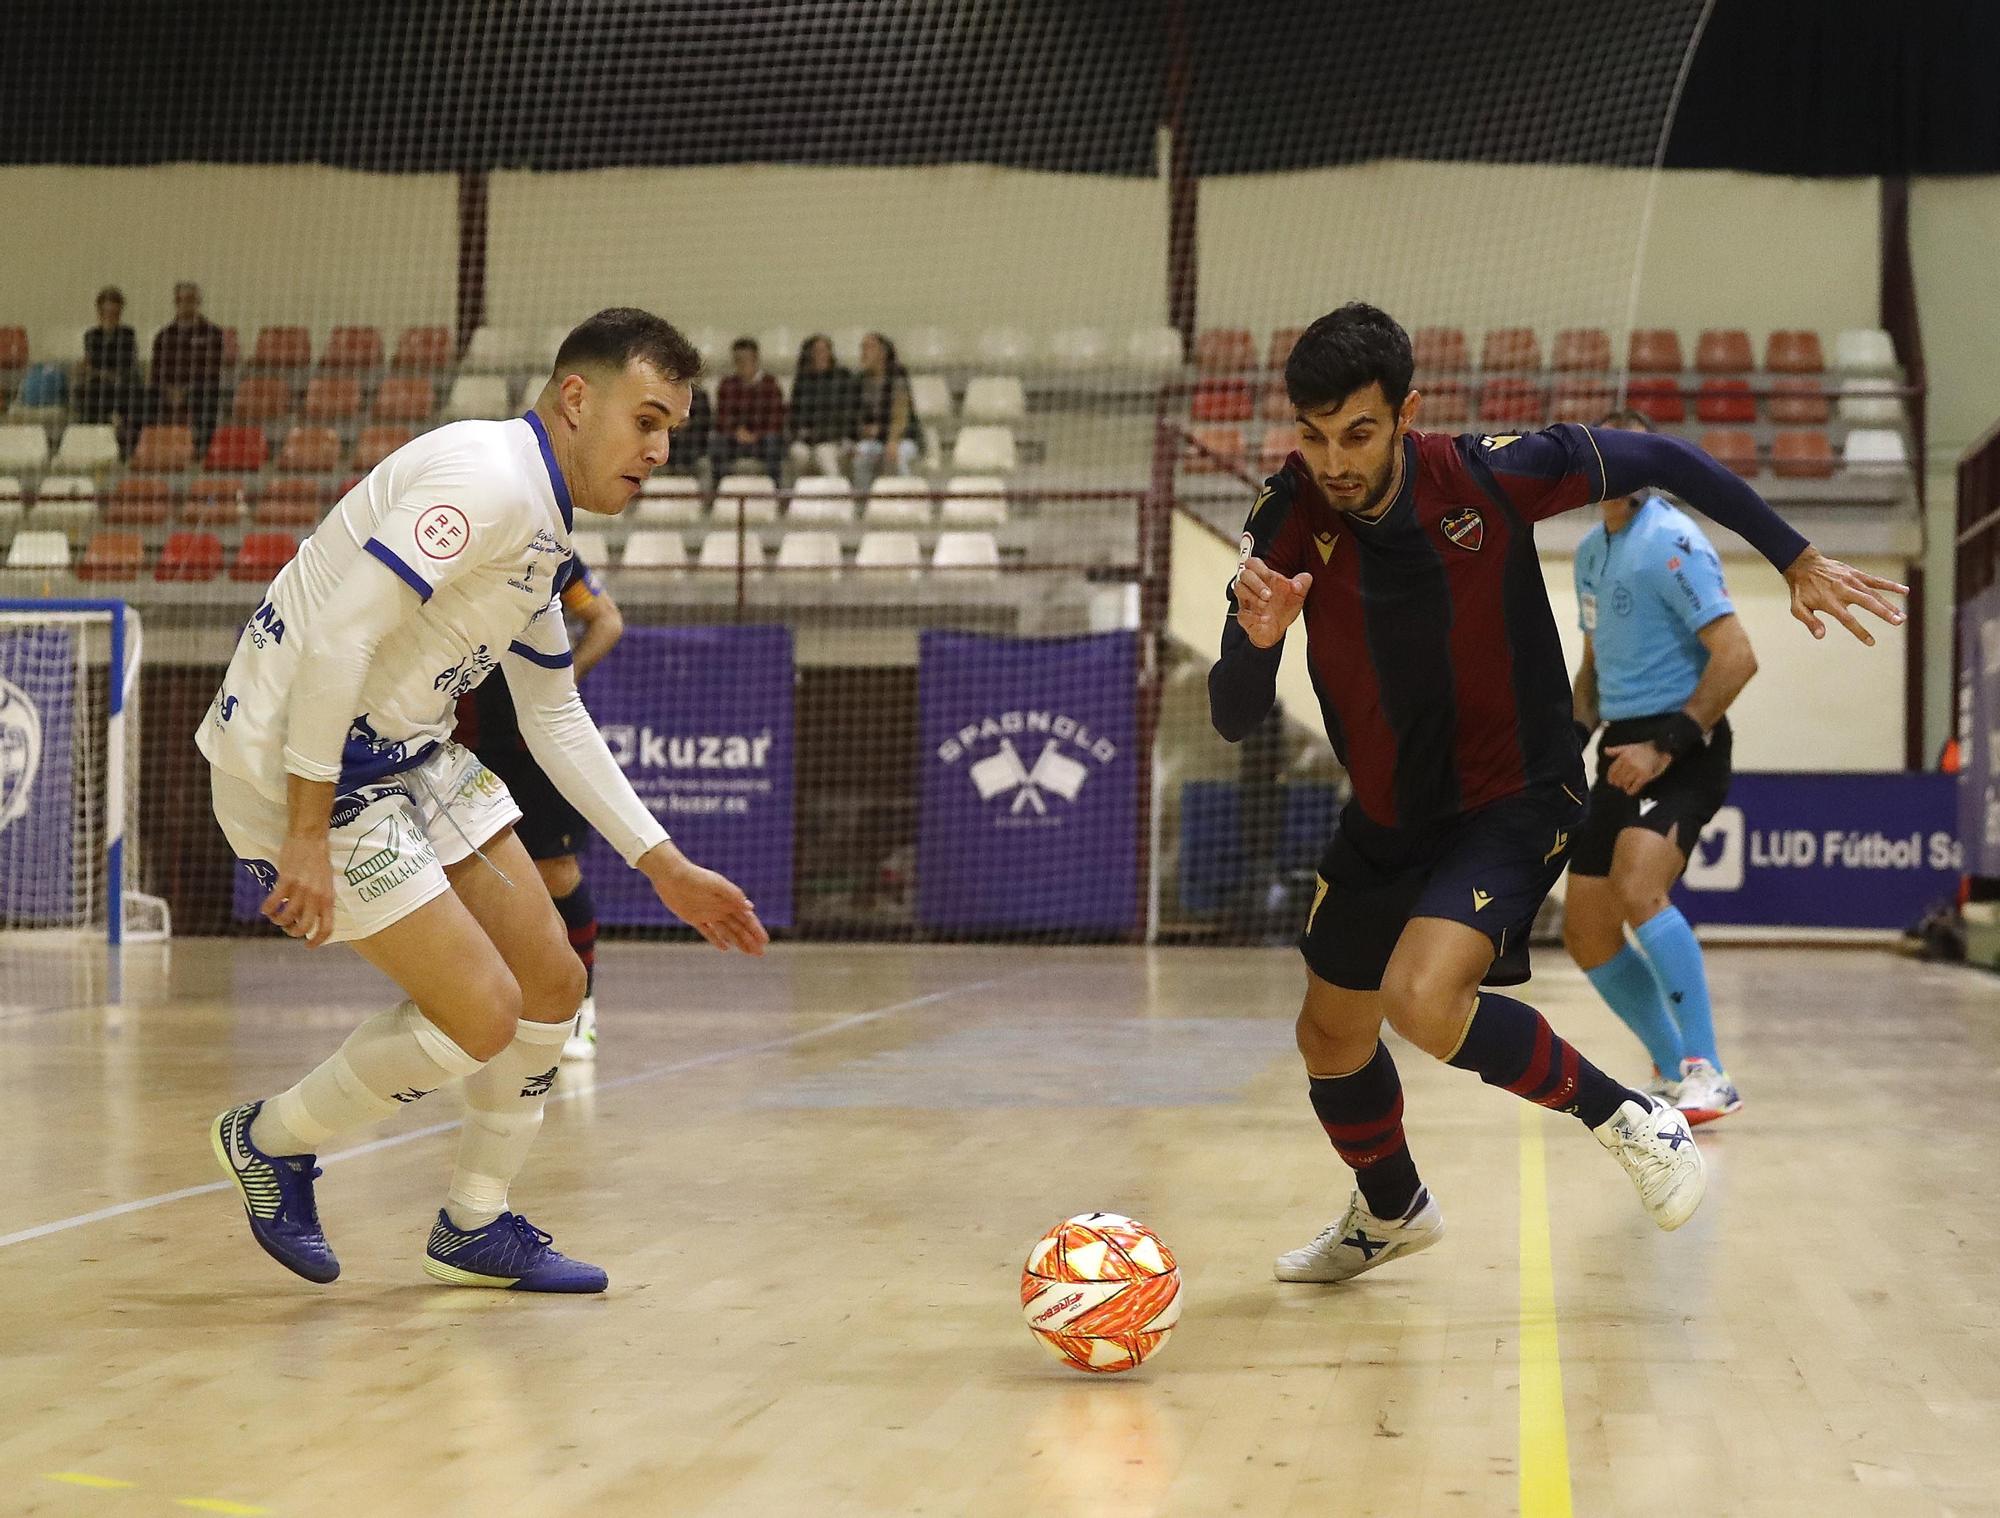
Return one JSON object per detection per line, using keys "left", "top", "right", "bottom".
{"left": 788, "top": 477, "right": 856, "bottom": 523}
{"left": 276, "top": 425, "right": 341, "bottom": 473}
{"left": 77, "top": 530, "right": 144, "bottom": 582}
{"left": 105, "top": 476, "right": 174, "bottom": 526}
{"left": 442, "top": 375, "right": 511, "bottom": 422}
{"left": 902, "top": 326, "right": 959, "bottom": 370}
{"left": 322, "top": 326, "right": 383, "bottom": 370}
{"left": 0, "top": 326, "right": 28, "bottom": 374}
{"left": 855, "top": 531, "right": 922, "bottom": 572}
{"left": 714, "top": 473, "right": 780, "bottom": 525}
{"left": 372, "top": 377, "right": 435, "bottom": 424}
{"left": 0, "top": 492, "right": 21, "bottom": 537}
{"left": 1626, "top": 329, "right": 1684, "bottom": 374}
{"left": 756, "top": 327, "right": 801, "bottom": 374}
{"left": 1125, "top": 326, "right": 1185, "bottom": 372}
{"left": 29, "top": 493, "right": 97, "bottom": 539}
{"left": 5, "top": 529, "right": 69, "bottom": 570}
{"left": 14, "top": 360, "right": 68, "bottom": 413}
{"left": 864, "top": 478, "right": 934, "bottom": 525}
{"left": 635, "top": 477, "right": 704, "bottom": 524}
{"left": 1624, "top": 377, "right": 1685, "bottom": 425}
{"left": 1480, "top": 328, "right": 1540, "bottom": 372}
{"left": 1266, "top": 326, "right": 1305, "bottom": 373}
{"left": 1191, "top": 379, "right": 1254, "bottom": 423}
{"left": 933, "top": 531, "right": 1001, "bottom": 574}
{"left": 205, "top": 424, "right": 270, "bottom": 473}
{"left": 299, "top": 375, "right": 360, "bottom": 422}
{"left": 251, "top": 326, "right": 312, "bottom": 370}
{"left": 0, "top": 475, "right": 18, "bottom": 500}
{"left": 1550, "top": 380, "right": 1615, "bottom": 423}
{"left": 50, "top": 423, "right": 119, "bottom": 473}
{"left": 1258, "top": 425, "right": 1295, "bottom": 471}
{"left": 961, "top": 375, "right": 1028, "bottom": 423}
{"left": 568, "top": 528, "right": 609, "bottom": 567}
{"left": 1834, "top": 328, "right": 1899, "bottom": 376}
{"left": 130, "top": 425, "right": 194, "bottom": 473}
{"left": 35, "top": 473, "right": 91, "bottom": 499}
{"left": 621, "top": 529, "right": 687, "bottom": 569}
{"left": 1195, "top": 328, "right": 1256, "bottom": 373}
{"left": 1772, "top": 430, "right": 1838, "bottom": 480}
{"left": 1420, "top": 381, "right": 1471, "bottom": 424}
{"left": 1768, "top": 377, "right": 1831, "bottom": 426}
{"left": 232, "top": 531, "right": 300, "bottom": 581}
{"left": 1764, "top": 330, "right": 1825, "bottom": 374}
{"left": 0, "top": 424, "right": 51, "bottom": 472}
{"left": 974, "top": 327, "right": 1033, "bottom": 368}
{"left": 183, "top": 476, "right": 249, "bottom": 525}
{"left": 461, "top": 326, "right": 523, "bottom": 373}
{"left": 775, "top": 530, "right": 843, "bottom": 572}
{"left": 941, "top": 476, "right": 1008, "bottom": 526}
{"left": 234, "top": 373, "right": 299, "bottom": 425}
{"left": 394, "top": 325, "right": 454, "bottom": 371}
{"left": 1837, "top": 379, "right": 1903, "bottom": 426}
{"left": 908, "top": 373, "right": 954, "bottom": 423}
{"left": 1478, "top": 378, "right": 1546, "bottom": 425}
{"left": 1695, "top": 329, "right": 1754, "bottom": 374}
{"left": 1182, "top": 424, "right": 1245, "bottom": 474}
{"left": 951, "top": 424, "right": 1018, "bottom": 473}
{"left": 352, "top": 426, "right": 415, "bottom": 471}
{"left": 1844, "top": 428, "right": 1908, "bottom": 471}
{"left": 1695, "top": 379, "right": 1757, "bottom": 424}
{"left": 155, "top": 529, "right": 224, "bottom": 581}
{"left": 697, "top": 530, "right": 765, "bottom": 570}
{"left": 1412, "top": 327, "right": 1469, "bottom": 373}
{"left": 1551, "top": 328, "right": 1612, "bottom": 372}
{"left": 1700, "top": 429, "right": 1760, "bottom": 477}
{"left": 255, "top": 479, "right": 328, "bottom": 527}
{"left": 1047, "top": 327, "right": 1110, "bottom": 370}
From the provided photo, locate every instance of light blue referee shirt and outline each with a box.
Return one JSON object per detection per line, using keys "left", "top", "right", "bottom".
{"left": 1574, "top": 493, "right": 1734, "bottom": 720}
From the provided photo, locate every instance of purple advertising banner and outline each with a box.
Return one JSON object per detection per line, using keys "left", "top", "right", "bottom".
{"left": 918, "top": 629, "right": 1138, "bottom": 934}
{"left": 579, "top": 625, "right": 795, "bottom": 929}
{"left": 1959, "top": 586, "right": 2000, "bottom": 875}
{"left": 0, "top": 625, "right": 77, "bottom": 922}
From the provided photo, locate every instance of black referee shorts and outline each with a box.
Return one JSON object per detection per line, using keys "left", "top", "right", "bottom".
{"left": 474, "top": 743, "right": 586, "bottom": 861}
{"left": 1568, "top": 714, "right": 1732, "bottom": 878}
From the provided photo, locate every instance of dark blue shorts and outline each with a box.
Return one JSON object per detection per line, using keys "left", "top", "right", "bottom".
{"left": 1298, "top": 780, "right": 1588, "bottom": 992}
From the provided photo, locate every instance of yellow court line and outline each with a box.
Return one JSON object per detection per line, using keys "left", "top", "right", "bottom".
{"left": 1518, "top": 1106, "right": 1574, "bottom": 1518}
{"left": 173, "top": 1501, "right": 271, "bottom": 1516}
{"left": 44, "top": 1472, "right": 139, "bottom": 1489}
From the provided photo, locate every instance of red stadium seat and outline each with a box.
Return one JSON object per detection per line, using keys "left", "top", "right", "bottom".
{"left": 1265, "top": 326, "right": 1304, "bottom": 373}
{"left": 1418, "top": 381, "right": 1470, "bottom": 424}
{"left": 1412, "top": 327, "right": 1468, "bottom": 373}
{"left": 255, "top": 479, "right": 327, "bottom": 527}
{"left": 352, "top": 425, "right": 415, "bottom": 472}
{"left": 1478, "top": 378, "right": 1546, "bottom": 425}
{"left": 1191, "top": 379, "right": 1254, "bottom": 423}
{"left": 1257, "top": 425, "right": 1295, "bottom": 471}
{"left": 393, "top": 325, "right": 454, "bottom": 371}
{"left": 1626, "top": 329, "right": 1683, "bottom": 374}
{"left": 232, "top": 531, "right": 301, "bottom": 581}
{"left": 104, "top": 476, "right": 174, "bottom": 527}
{"left": 251, "top": 326, "right": 312, "bottom": 369}
{"left": 1696, "top": 379, "right": 1757, "bottom": 424}
{"left": 1768, "top": 377, "right": 1831, "bottom": 426}
{"left": 1551, "top": 380, "right": 1616, "bottom": 423}
{"left": 184, "top": 476, "right": 249, "bottom": 525}
{"left": 1694, "top": 328, "right": 1754, "bottom": 374}
{"left": 277, "top": 425, "right": 341, "bottom": 472}
{"left": 1700, "top": 429, "right": 1760, "bottom": 477}
{"left": 1182, "top": 425, "right": 1245, "bottom": 474}
{"left": 371, "top": 377, "right": 436, "bottom": 424}
{"left": 1771, "top": 430, "right": 1838, "bottom": 479}
{"left": 1764, "top": 330, "right": 1825, "bottom": 374}
{"left": 205, "top": 424, "right": 270, "bottom": 473}
{"left": 301, "top": 375, "right": 362, "bottom": 422}
{"left": 321, "top": 326, "right": 383, "bottom": 370}
{"left": 77, "top": 530, "right": 145, "bottom": 581}
{"left": 1480, "top": 327, "right": 1540, "bottom": 372}
{"left": 230, "top": 375, "right": 293, "bottom": 423}
{"left": 1194, "top": 328, "right": 1256, "bottom": 373}
{"left": 0, "top": 326, "right": 28, "bottom": 370}
{"left": 130, "top": 425, "right": 195, "bottom": 473}
{"left": 155, "top": 529, "right": 224, "bottom": 582}
{"left": 1624, "top": 377, "right": 1685, "bottom": 424}
{"left": 1551, "top": 328, "right": 1611, "bottom": 372}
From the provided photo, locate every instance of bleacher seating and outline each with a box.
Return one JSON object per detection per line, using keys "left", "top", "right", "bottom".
{"left": 394, "top": 325, "right": 454, "bottom": 372}
{"left": 1047, "top": 327, "right": 1109, "bottom": 370}
{"left": 1769, "top": 377, "right": 1831, "bottom": 425}
{"left": 7, "top": 529, "right": 70, "bottom": 569}
{"left": 1124, "top": 326, "right": 1184, "bottom": 372}
{"left": 909, "top": 374, "right": 954, "bottom": 424}
{"left": 961, "top": 375, "right": 1028, "bottom": 423}
{"left": 974, "top": 327, "right": 1033, "bottom": 368}
{"left": 184, "top": 477, "right": 248, "bottom": 525}
{"left": 788, "top": 478, "right": 857, "bottom": 523}
{"left": 1695, "top": 379, "right": 1757, "bottom": 424}
{"left": 698, "top": 530, "right": 766, "bottom": 570}
{"left": 1412, "top": 327, "right": 1469, "bottom": 373}
{"left": 1700, "top": 429, "right": 1759, "bottom": 477}
{"left": 1765, "top": 330, "right": 1825, "bottom": 373}
{"left": 933, "top": 531, "right": 1000, "bottom": 574}
{"left": 322, "top": 326, "right": 383, "bottom": 370}
{"left": 205, "top": 425, "right": 270, "bottom": 473}
{"left": 372, "top": 377, "right": 435, "bottom": 423}
{"left": 1695, "top": 329, "right": 1755, "bottom": 373}
{"left": 864, "top": 478, "right": 933, "bottom": 525}
{"left": 257, "top": 480, "right": 327, "bottom": 526}
{"left": 277, "top": 425, "right": 341, "bottom": 473}
{"left": 107, "top": 476, "right": 174, "bottom": 526}
{"left": 1834, "top": 328, "right": 1899, "bottom": 376}
{"left": 1773, "top": 430, "right": 1838, "bottom": 479}
{"left": 300, "top": 376, "right": 360, "bottom": 422}
{"left": 443, "top": 375, "right": 511, "bottom": 421}
{"left": 1480, "top": 327, "right": 1540, "bottom": 372}
{"left": 251, "top": 326, "right": 312, "bottom": 370}
{"left": 855, "top": 531, "right": 923, "bottom": 572}
{"left": 1844, "top": 428, "right": 1908, "bottom": 470}
{"left": 715, "top": 473, "right": 780, "bottom": 524}
{"left": 775, "top": 530, "right": 843, "bottom": 572}
{"left": 77, "top": 530, "right": 143, "bottom": 582}
{"left": 1195, "top": 328, "right": 1256, "bottom": 373}
{"left": 1627, "top": 329, "right": 1684, "bottom": 373}
{"left": 940, "top": 476, "right": 1007, "bottom": 526}
{"left": 462, "top": 326, "right": 523, "bottom": 373}
{"left": 1551, "top": 328, "right": 1611, "bottom": 372}
{"left": 156, "top": 530, "right": 224, "bottom": 581}
{"left": 51, "top": 424, "right": 119, "bottom": 473}
{"left": 0, "top": 424, "right": 51, "bottom": 472}
{"left": 232, "top": 531, "right": 300, "bottom": 581}
{"left": 621, "top": 530, "right": 687, "bottom": 569}
{"left": 950, "top": 425, "right": 1017, "bottom": 473}
{"left": 131, "top": 426, "right": 194, "bottom": 473}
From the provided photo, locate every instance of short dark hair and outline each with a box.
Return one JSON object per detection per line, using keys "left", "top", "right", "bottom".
{"left": 553, "top": 307, "right": 704, "bottom": 384}
{"left": 1284, "top": 302, "right": 1414, "bottom": 416}
{"left": 1595, "top": 406, "right": 1655, "bottom": 432}
{"left": 96, "top": 285, "right": 124, "bottom": 307}
{"left": 731, "top": 337, "right": 759, "bottom": 355}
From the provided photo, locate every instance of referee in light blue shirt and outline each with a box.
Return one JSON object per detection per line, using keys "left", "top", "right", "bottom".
{"left": 1563, "top": 410, "right": 1757, "bottom": 1126}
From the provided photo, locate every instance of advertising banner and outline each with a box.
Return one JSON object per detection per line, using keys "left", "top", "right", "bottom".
{"left": 0, "top": 625, "right": 76, "bottom": 923}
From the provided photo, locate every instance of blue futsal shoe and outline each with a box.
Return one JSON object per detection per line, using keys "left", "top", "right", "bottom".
{"left": 209, "top": 1101, "right": 340, "bottom": 1284}
{"left": 423, "top": 1210, "right": 608, "bottom": 1293}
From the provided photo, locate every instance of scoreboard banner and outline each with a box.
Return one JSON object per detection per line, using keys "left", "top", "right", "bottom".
{"left": 1670, "top": 771, "right": 1959, "bottom": 930}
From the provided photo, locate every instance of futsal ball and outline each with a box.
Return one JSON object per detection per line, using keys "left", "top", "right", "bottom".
{"left": 1020, "top": 1211, "right": 1182, "bottom": 1374}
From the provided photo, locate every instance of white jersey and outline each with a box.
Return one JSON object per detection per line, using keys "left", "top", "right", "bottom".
{"left": 197, "top": 416, "right": 578, "bottom": 800}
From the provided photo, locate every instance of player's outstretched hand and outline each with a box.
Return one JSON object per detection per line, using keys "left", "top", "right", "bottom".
{"left": 1235, "top": 556, "right": 1313, "bottom": 649}
{"left": 1784, "top": 546, "right": 1907, "bottom": 647}
{"left": 264, "top": 830, "right": 337, "bottom": 949}
{"left": 639, "top": 842, "right": 770, "bottom": 955}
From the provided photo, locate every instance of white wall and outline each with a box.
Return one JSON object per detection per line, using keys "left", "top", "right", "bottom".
{"left": 0, "top": 166, "right": 457, "bottom": 352}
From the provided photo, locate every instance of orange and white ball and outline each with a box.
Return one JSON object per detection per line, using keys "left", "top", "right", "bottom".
{"left": 1020, "top": 1211, "right": 1182, "bottom": 1374}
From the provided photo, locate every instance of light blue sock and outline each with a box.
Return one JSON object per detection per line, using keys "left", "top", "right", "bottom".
{"left": 1583, "top": 941, "right": 1685, "bottom": 1077}
{"left": 1634, "top": 906, "right": 1719, "bottom": 1068}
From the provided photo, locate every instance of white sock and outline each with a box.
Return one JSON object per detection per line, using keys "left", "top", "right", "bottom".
{"left": 250, "top": 1001, "right": 483, "bottom": 1156}
{"left": 444, "top": 1015, "right": 574, "bottom": 1231}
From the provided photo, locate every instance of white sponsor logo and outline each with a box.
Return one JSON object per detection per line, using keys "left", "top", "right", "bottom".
{"left": 1682, "top": 806, "right": 1745, "bottom": 891}
{"left": 1685, "top": 803, "right": 1961, "bottom": 889}
{"left": 602, "top": 725, "right": 774, "bottom": 771}
{"left": 937, "top": 708, "right": 1117, "bottom": 822}
{"left": 0, "top": 677, "right": 43, "bottom": 834}
{"left": 1638, "top": 796, "right": 1658, "bottom": 815}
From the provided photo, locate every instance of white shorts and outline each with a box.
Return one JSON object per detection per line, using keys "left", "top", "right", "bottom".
{"left": 210, "top": 741, "right": 523, "bottom": 945}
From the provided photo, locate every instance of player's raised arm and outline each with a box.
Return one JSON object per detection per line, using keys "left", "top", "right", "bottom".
{"left": 1209, "top": 478, "right": 1312, "bottom": 742}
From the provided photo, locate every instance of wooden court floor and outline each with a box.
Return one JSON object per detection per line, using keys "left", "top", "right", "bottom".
{"left": 2, "top": 937, "right": 1997, "bottom": 1518}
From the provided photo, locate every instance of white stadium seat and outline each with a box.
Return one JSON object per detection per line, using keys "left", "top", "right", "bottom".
{"left": 863, "top": 476, "right": 933, "bottom": 525}
{"left": 635, "top": 476, "right": 704, "bottom": 524}
{"left": 34, "top": 473, "right": 93, "bottom": 499}
{"left": 5, "top": 529, "right": 70, "bottom": 569}
{"left": 901, "top": 326, "right": 959, "bottom": 369}
{"left": 941, "top": 475, "right": 1008, "bottom": 526}
{"left": 442, "top": 375, "right": 513, "bottom": 421}
{"left": 1833, "top": 328, "right": 1899, "bottom": 377}
{"left": 775, "top": 530, "right": 844, "bottom": 571}
{"left": 961, "top": 375, "right": 1027, "bottom": 423}
{"left": 788, "top": 477, "right": 856, "bottom": 523}
{"left": 1125, "top": 325, "right": 1186, "bottom": 373}
{"left": 932, "top": 530, "right": 1000, "bottom": 574}
{"left": 1837, "top": 379, "right": 1903, "bottom": 426}
{"left": 949, "top": 425, "right": 1017, "bottom": 474}
{"left": 698, "top": 530, "right": 766, "bottom": 570}
{"left": 0, "top": 425, "right": 51, "bottom": 472}
{"left": 29, "top": 495, "right": 97, "bottom": 537}
{"left": 909, "top": 373, "right": 954, "bottom": 424}
{"left": 714, "top": 473, "right": 780, "bottom": 525}
{"left": 974, "top": 327, "right": 1033, "bottom": 368}
{"left": 1047, "top": 327, "right": 1110, "bottom": 370}
{"left": 621, "top": 529, "right": 688, "bottom": 569}
{"left": 855, "top": 531, "right": 923, "bottom": 572}
{"left": 568, "top": 528, "right": 611, "bottom": 566}
{"left": 1842, "top": 428, "right": 1908, "bottom": 469}
{"left": 461, "top": 326, "right": 523, "bottom": 373}
{"left": 758, "top": 326, "right": 800, "bottom": 374}
{"left": 50, "top": 424, "right": 119, "bottom": 473}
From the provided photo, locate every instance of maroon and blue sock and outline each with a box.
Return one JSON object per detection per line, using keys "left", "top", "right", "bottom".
{"left": 1446, "top": 992, "right": 1638, "bottom": 1129}
{"left": 553, "top": 880, "right": 598, "bottom": 997}
{"left": 1307, "top": 1041, "right": 1424, "bottom": 1220}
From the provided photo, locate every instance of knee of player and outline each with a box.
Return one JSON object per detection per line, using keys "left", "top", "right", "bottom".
{"left": 536, "top": 855, "right": 582, "bottom": 898}
{"left": 1615, "top": 877, "right": 1671, "bottom": 929}
{"left": 549, "top": 948, "right": 588, "bottom": 1016}
{"left": 456, "top": 977, "right": 524, "bottom": 1061}
{"left": 1377, "top": 969, "right": 1462, "bottom": 1058}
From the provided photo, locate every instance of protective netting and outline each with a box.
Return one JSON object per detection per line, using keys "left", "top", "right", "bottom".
{"left": 0, "top": 1, "right": 1716, "bottom": 943}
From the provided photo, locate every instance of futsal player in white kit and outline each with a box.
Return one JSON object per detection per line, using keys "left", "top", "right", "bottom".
{"left": 198, "top": 309, "right": 768, "bottom": 1293}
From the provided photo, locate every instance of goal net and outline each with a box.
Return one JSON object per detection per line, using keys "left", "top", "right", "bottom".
{"left": 0, "top": 1, "right": 1712, "bottom": 945}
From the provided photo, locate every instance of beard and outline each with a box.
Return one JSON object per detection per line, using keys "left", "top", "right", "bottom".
{"left": 1320, "top": 433, "right": 1401, "bottom": 518}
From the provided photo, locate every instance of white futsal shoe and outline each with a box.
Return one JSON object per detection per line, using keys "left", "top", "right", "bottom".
{"left": 562, "top": 996, "right": 598, "bottom": 1062}
{"left": 1673, "top": 1058, "right": 1742, "bottom": 1126}
{"left": 1594, "top": 1098, "right": 1704, "bottom": 1230}
{"left": 1642, "top": 1067, "right": 1681, "bottom": 1106}
{"left": 1274, "top": 1187, "right": 1443, "bottom": 1283}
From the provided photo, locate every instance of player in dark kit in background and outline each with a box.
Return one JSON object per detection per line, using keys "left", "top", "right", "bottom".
{"left": 456, "top": 553, "right": 625, "bottom": 1061}
{"left": 1210, "top": 304, "right": 1904, "bottom": 1282}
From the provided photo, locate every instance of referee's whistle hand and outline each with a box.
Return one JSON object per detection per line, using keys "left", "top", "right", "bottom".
{"left": 1235, "top": 557, "right": 1312, "bottom": 649}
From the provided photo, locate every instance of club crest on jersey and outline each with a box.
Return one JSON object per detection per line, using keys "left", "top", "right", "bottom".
{"left": 1441, "top": 507, "right": 1484, "bottom": 552}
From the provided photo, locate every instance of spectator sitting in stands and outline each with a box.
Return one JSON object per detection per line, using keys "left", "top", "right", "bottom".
{"left": 75, "top": 285, "right": 147, "bottom": 455}
{"left": 788, "top": 334, "right": 858, "bottom": 480}
{"left": 853, "top": 332, "right": 923, "bottom": 495}
{"left": 668, "top": 381, "right": 712, "bottom": 476}
{"left": 150, "top": 280, "right": 227, "bottom": 452}
{"left": 711, "top": 337, "right": 786, "bottom": 482}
